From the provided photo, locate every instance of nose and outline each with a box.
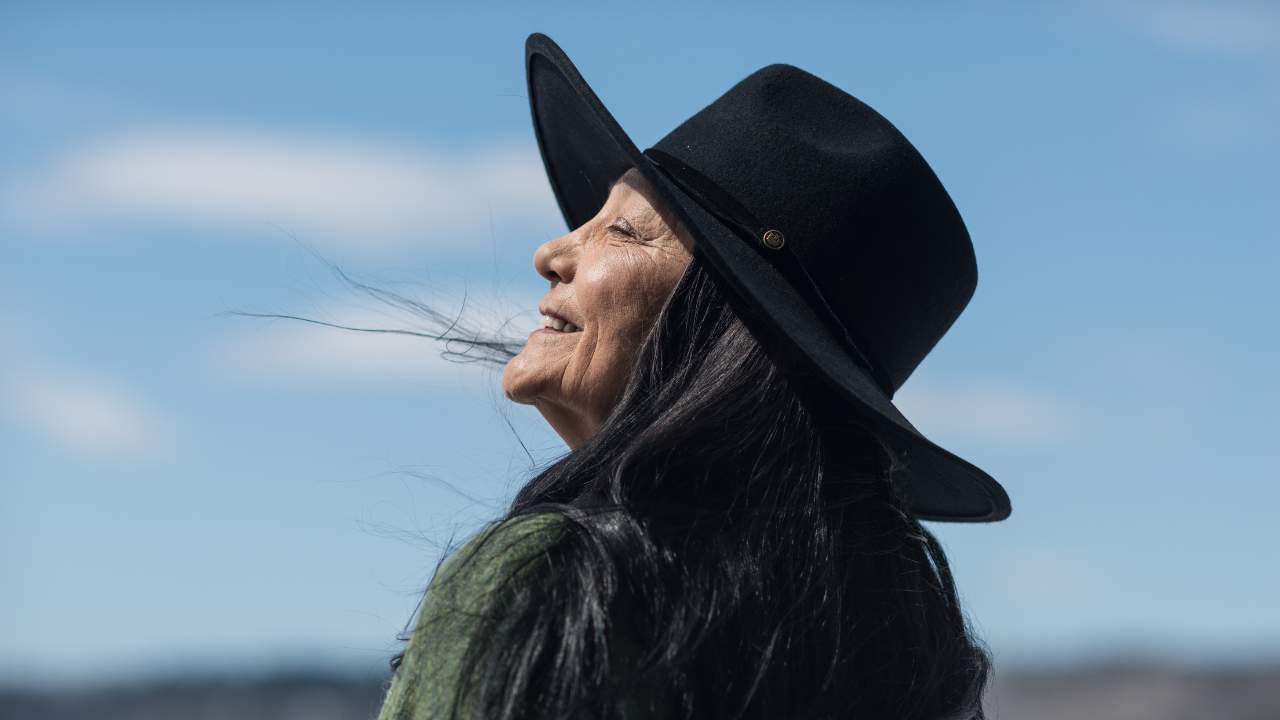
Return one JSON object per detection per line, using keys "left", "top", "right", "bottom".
{"left": 533, "top": 231, "right": 577, "bottom": 284}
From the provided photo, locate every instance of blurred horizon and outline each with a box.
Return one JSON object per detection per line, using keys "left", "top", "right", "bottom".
{"left": 7, "top": 661, "right": 1277, "bottom": 720}
{"left": 3, "top": 1, "right": 1277, "bottom": 691}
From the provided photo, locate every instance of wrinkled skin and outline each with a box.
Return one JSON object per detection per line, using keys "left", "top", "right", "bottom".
{"left": 502, "top": 167, "right": 694, "bottom": 447}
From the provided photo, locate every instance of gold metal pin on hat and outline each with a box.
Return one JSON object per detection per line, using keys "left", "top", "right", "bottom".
{"left": 761, "top": 229, "right": 785, "bottom": 250}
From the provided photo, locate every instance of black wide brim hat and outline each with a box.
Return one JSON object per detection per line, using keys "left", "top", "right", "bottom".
{"left": 525, "top": 33, "right": 1011, "bottom": 522}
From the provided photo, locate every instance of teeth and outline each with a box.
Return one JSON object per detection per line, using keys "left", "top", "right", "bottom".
{"left": 540, "top": 314, "right": 581, "bottom": 333}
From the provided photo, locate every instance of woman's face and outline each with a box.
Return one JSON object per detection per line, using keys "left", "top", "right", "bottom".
{"left": 503, "top": 167, "right": 694, "bottom": 447}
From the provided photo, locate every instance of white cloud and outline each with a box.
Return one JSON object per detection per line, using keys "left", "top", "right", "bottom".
{"left": 0, "top": 305, "right": 187, "bottom": 462}
{"left": 1, "top": 367, "right": 184, "bottom": 461}
{"left": 208, "top": 293, "right": 540, "bottom": 385}
{"left": 894, "top": 380, "right": 1087, "bottom": 447}
{"left": 1094, "top": 0, "right": 1280, "bottom": 54}
{"left": 2, "top": 126, "right": 560, "bottom": 253}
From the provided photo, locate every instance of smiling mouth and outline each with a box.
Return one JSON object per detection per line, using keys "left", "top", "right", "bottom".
{"left": 539, "top": 314, "right": 582, "bottom": 333}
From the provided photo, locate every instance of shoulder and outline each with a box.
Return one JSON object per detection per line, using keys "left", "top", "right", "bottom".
{"left": 433, "top": 511, "right": 566, "bottom": 600}
{"left": 415, "top": 512, "right": 566, "bottom": 653}
{"left": 377, "top": 512, "right": 566, "bottom": 719}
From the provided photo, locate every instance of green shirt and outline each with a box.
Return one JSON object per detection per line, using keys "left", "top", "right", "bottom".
{"left": 376, "top": 512, "right": 565, "bottom": 720}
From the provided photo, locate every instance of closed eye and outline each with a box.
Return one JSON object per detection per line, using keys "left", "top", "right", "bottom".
{"left": 607, "top": 216, "right": 642, "bottom": 240}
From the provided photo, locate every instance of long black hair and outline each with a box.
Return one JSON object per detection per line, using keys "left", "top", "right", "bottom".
{"left": 405, "top": 255, "right": 991, "bottom": 719}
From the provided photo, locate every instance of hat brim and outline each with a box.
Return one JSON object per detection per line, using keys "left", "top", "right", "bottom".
{"left": 525, "top": 33, "right": 1010, "bottom": 522}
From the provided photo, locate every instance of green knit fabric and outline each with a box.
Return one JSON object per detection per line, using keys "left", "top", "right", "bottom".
{"left": 376, "top": 513, "right": 565, "bottom": 720}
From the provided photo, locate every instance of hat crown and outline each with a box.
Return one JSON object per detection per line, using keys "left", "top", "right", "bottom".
{"left": 649, "top": 64, "right": 977, "bottom": 394}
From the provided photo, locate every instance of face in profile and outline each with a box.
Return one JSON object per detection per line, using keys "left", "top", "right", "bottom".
{"left": 502, "top": 167, "right": 694, "bottom": 447}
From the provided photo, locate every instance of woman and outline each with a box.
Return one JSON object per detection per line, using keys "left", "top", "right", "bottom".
{"left": 377, "top": 33, "right": 1011, "bottom": 720}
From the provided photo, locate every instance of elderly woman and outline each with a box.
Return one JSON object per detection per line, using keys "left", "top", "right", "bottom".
{"left": 377, "top": 33, "right": 1010, "bottom": 720}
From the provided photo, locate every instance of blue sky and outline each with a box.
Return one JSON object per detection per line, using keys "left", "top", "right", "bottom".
{"left": 2, "top": 2, "right": 1277, "bottom": 685}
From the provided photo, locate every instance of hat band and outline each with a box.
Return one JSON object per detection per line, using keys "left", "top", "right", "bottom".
{"left": 642, "top": 148, "right": 896, "bottom": 397}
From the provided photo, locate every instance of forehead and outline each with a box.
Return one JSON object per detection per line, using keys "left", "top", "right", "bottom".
{"left": 605, "top": 167, "right": 653, "bottom": 206}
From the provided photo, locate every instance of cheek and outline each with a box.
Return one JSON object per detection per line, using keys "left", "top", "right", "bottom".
{"left": 573, "top": 254, "right": 674, "bottom": 381}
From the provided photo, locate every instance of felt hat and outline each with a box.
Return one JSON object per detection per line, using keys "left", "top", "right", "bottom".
{"left": 524, "top": 33, "right": 1010, "bottom": 522}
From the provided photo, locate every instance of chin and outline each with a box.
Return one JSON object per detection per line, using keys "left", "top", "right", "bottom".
{"left": 501, "top": 354, "right": 546, "bottom": 406}
{"left": 500, "top": 370, "right": 531, "bottom": 404}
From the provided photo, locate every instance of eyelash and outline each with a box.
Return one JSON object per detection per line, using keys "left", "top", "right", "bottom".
{"left": 607, "top": 218, "right": 641, "bottom": 240}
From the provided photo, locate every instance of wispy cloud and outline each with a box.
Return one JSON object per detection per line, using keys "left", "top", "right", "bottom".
{"left": 895, "top": 380, "right": 1088, "bottom": 448}
{"left": 0, "top": 307, "right": 187, "bottom": 462}
{"left": 1, "top": 367, "right": 184, "bottom": 461}
{"left": 207, "top": 292, "right": 540, "bottom": 385}
{"left": 1084, "top": 1, "right": 1278, "bottom": 149}
{"left": 2, "top": 126, "right": 560, "bottom": 253}
{"left": 1094, "top": 0, "right": 1280, "bottom": 54}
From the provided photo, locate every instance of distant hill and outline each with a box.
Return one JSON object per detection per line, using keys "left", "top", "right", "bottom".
{"left": 986, "top": 661, "right": 1280, "bottom": 720}
{"left": 3, "top": 662, "right": 1279, "bottom": 719}
{"left": 0, "top": 672, "right": 388, "bottom": 720}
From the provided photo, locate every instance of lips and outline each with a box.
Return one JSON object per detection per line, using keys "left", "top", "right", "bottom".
{"left": 538, "top": 304, "right": 583, "bottom": 333}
